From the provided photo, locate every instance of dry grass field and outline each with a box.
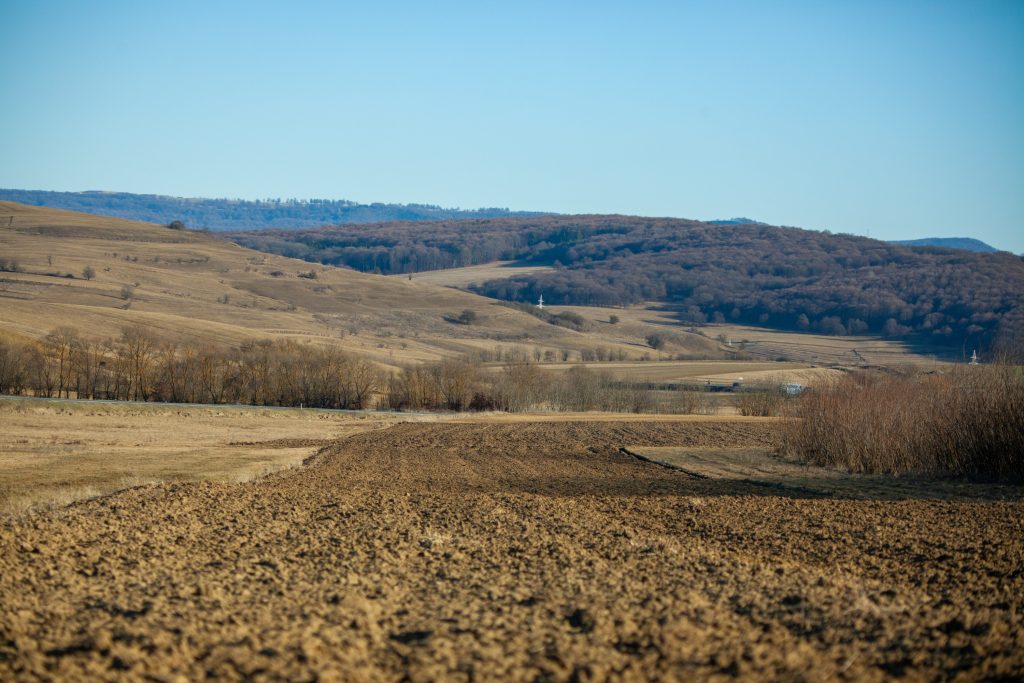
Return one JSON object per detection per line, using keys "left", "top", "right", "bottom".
{"left": 521, "top": 360, "right": 842, "bottom": 387}
{"left": 710, "top": 322, "right": 953, "bottom": 365}
{"left": 1, "top": 419, "right": 1020, "bottom": 680}
{"left": 542, "top": 304, "right": 950, "bottom": 367}
{"left": 0, "top": 399, "right": 416, "bottom": 514}
{"left": 0, "top": 203, "right": 637, "bottom": 366}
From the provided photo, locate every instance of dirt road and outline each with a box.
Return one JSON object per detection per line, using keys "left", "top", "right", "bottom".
{"left": 1, "top": 421, "right": 1022, "bottom": 681}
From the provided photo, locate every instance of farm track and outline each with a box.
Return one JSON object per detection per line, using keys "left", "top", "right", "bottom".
{"left": 1, "top": 421, "right": 1022, "bottom": 681}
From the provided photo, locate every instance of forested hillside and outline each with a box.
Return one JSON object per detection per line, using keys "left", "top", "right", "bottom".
{"left": 0, "top": 189, "right": 543, "bottom": 231}
{"left": 232, "top": 215, "right": 1024, "bottom": 354}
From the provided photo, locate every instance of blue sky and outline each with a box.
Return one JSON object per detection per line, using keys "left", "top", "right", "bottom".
{"left": 1, "top": 1, "right": 1022, "bottom": 251}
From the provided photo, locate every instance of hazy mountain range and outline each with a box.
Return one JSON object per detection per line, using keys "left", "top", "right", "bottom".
{"left": 0, "top": 189, "right": 544, "bottom": 231}
{"left": 0, "top": 190, "right": 1004, "bottom": 254}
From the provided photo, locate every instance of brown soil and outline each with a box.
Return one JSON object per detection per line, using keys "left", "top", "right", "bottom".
{"left": 1, "top": 421, "right": 1021, "bottom": 681}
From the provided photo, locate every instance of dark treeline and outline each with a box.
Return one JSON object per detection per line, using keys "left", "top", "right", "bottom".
{"left": 0, "top": 189, "right": 545, "bottom": 231}
{"left": 0, "top": 327, "right": 382, "bottom": 409}
{"left": 231, "top": 215, "right": 1024, "bottom": 354}
{"left": 229, "top": 217, "right": 625, "bottom": 273}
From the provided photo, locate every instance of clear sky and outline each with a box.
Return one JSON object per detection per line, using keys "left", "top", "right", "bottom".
{"left": 1, "top": 1, "right": 1022, "bottom": 251}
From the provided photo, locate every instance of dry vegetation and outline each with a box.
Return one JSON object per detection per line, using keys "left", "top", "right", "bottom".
{"left": 0, "top": 202, "right": 643, "bottom": 367}
{"left": 709, "top": 322, "right": 956, "bottom": 365}
{"left": 782, "top": 364, "right": 1024, "bottom": 480}
{"left": 0, "top": 323, "right": 802, "bottom": 417}
{"left": 0, "top": 399, "right": 413, "bottom": 513}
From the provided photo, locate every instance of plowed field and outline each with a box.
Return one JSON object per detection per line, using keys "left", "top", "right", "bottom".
{"left": 2, "top": 421, "right": 1022, "bottom": 681}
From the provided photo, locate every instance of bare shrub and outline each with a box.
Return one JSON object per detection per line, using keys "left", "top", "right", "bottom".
{"left": 672, "top": 389, "right": 720, "bottom": 415}
{"left": 781, "top": 366, "right": 1024, "bottom": 480}
{"left": 0, "top": 338, "right": 31, "bottom": 395}
{"left": 646, "top": 333, "right": 668, "bottom": 350}
{"left": 736, "top": 388, "right": 785, "bottom": 416}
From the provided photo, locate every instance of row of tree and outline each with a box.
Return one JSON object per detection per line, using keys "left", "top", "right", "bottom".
{"left": 0, "top": 326, "right": 725, "bottom": 415}
{"left": 0, "top": 327, "right": 382, "bottom": 409}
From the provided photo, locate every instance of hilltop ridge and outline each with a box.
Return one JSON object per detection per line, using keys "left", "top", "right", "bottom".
{"left": 0, "top": 189, "right": 547, "bottom": 231}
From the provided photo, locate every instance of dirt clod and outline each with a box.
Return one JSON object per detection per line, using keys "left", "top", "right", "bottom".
{"left": 1, "top": 420, "right": 1022, "bottom": 680}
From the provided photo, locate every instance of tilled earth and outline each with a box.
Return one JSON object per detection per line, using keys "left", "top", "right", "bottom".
{"left": 1, "top": 421, "right": 1022, "bottom": 681}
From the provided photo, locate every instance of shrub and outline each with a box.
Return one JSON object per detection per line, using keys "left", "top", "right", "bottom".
{"left": 609, "top": 314, "right": 620, "bottom": 325}
{"left": 646, "top": 333, "right": 669, "bottom": 350}
{"left": 780, "top": 366, "right": 1024, "bottom": 480}
{"left": 551, "top": 311, "right": 586, "bottom": 331}
{"left": 167, "top": 220, "right": 186, "bottom": 230}
{"left": 736, "top": 388, "right": 785, "bottom": 416}
{"left": 672, "top": 389, "right": 720, "bottom": 415}
{"left": 457, "top": 309, "right": 478, "bottom": 325}
{"left": 120, "top": 285, "right": 135, "bottom": 300}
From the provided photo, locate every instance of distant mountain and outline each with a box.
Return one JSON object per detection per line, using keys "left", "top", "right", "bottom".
{"left": 708, "top": 217, "right": 763, "bottom": 225}
{"left": 0, "top": 189, "right": 546, "bottom": 231}
{"left": 889, "top": 237, "right": 999, "bottom": 253}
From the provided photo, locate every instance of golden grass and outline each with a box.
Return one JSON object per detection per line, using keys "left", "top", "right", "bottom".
{"left": 0, "top": 202, "right": 626, "bottom": 367}
{"left": 542, "top": 304, "right": 947, "bottom": 367}
{"left": 525, "top": 360, "right": 824, "bottom": 385}
{"left": 710, "top": 322, "right": 949, "bottom": 366}
{"left": 0, "top": 399, "right": 421, "bottom": 513}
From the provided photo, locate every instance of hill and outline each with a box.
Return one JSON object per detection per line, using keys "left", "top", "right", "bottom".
{"left": 230, "top": 215, "right": 1024, "bottom": 356}
{"left": 0, "top": 189, "right": 546, "bottom": 231}
{"left": 889, "top": 237, "right": 1000, "bottom": 253}
{"left": 0, "top": 202, "right": 725, "bottom": 368}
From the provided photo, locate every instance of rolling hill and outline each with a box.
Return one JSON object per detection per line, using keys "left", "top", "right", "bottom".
{"left": 0, "top": 202, "right": 722, "bottom": 367}
{"left": 230, "top": 215, "right": 1024, "bottom": 356}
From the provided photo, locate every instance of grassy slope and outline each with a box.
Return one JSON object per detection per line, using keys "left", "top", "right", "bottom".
{"left": 0, "top": 202, "right": 718, "bottom": 365}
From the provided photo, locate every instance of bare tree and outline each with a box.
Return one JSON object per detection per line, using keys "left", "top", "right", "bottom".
{"left": 44, "top": 327, "right": 79, "bottom": 398}
{"left": 119, "top": 325, "right": 158, "bottom": 401}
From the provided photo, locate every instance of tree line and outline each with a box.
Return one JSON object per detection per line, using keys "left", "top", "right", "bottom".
{"left": 0, "top": 326, "right": 742, "bottom": 415}
{"left": 0, "top": 327, "right": 382, "bottom": 409}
